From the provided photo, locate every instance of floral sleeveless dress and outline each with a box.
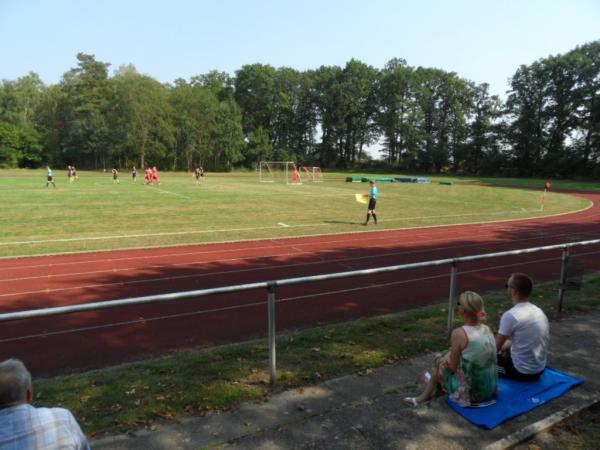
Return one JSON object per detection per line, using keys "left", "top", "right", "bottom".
{"left": 441, "top": 324, "right": 498, "bottom": 406}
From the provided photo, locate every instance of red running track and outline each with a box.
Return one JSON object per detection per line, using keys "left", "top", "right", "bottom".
{"left": 1, "top": 192, "right": 600, "bottom": 376}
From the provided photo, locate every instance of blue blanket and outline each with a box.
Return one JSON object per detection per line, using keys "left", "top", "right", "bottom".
{"left": 447, "top": 368, "right": 583, "bottom": 429}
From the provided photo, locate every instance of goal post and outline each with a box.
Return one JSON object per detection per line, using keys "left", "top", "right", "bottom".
{"left": 259, "top": 161, "right": 302, "bottom": 184}
{"left": 301, "top": 166, "right": 323, "bottom": 182}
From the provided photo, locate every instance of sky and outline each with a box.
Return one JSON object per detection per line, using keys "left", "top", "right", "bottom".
{"left": 1, "top": 0, "right": 599, "bottom": 100}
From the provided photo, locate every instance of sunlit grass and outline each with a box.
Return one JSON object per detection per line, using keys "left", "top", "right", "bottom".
{"left": 0, "top": 169, "right": 591, "bottom": 257}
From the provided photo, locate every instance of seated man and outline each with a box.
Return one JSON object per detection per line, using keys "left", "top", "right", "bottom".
{"left": 496, "top": 273, "right": 550, "bottom": 381}
{"left": 0, "top": 358, "right": 90, "bottom": 449}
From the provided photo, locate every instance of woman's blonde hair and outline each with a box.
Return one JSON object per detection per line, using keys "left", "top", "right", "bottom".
{"left": 458, "top": 291, "right": 486, "bottom": 320}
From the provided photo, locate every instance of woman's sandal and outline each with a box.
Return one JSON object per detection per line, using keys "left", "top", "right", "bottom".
{"left": 423, "top": 371, "right": 432, "bottom": 383}
{"left": 403, "top": 397, "right": 419, "bottom": 407}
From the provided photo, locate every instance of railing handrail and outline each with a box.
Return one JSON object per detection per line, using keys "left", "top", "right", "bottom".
{"left": 1, "top": 238, "right": 599, "bottom": 323}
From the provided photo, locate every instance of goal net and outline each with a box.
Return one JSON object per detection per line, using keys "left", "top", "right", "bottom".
{"left": 301, "top": 166, "right": 323, "bottom": 182}
{"left": 259, "top": 161, "right": 302, "bottom": 184}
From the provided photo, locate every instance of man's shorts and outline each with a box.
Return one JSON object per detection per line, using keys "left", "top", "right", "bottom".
{"left": 497, "top": 348, "right": 543, "bottom": 381}
{"left": 368, "top": 198, "right": 377, "bottom": 210}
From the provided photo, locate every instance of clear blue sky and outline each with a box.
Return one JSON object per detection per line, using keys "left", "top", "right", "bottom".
{"left": 1, "top": 0, "right": 599, "bottom": 99}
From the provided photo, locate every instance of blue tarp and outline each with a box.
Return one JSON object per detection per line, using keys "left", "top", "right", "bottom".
{"left": 394, "top": 177, "right": 431, "bottom": 183}
{"left": 447, "top": 367, "right": 583, "bottom": 429}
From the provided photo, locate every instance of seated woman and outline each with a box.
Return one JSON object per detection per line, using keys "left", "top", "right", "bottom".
{"left": 404, "top": 291, "right": 498, "bottom": 407}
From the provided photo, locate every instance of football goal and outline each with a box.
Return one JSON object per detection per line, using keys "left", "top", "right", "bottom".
{"left": 301, "top": 166, "right": 323, "bottom": 182}
{"left": 259, "top": 161, "right": 302, "bottom": 184}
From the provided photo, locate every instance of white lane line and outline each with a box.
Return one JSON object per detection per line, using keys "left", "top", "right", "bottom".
{"left": 278, "top": 223, "right": 290, "bottom": 227}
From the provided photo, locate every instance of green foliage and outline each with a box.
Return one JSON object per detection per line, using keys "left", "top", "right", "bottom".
{"left": 1, "top": 41, "right": 599, "bottom": 176}
{"left": 0, "top": 122, "right": 43, "bottom": 168}
{"left": 505, "top": 41, "right": 600, "bottom": 178}
{"left": 110, "top": 66, "right": 175, "bottom": 169}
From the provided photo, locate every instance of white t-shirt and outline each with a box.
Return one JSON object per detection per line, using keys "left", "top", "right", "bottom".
{"left": 498, "top": 302, "right": 550, "bottom": 374}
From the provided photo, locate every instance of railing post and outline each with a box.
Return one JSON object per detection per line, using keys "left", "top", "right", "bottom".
{"left": 267, "top": 283, "right": 277, "bottom": 385}
{"left": 447, "top": 261, "right": 458, "bottom": 335}
{"left": 557, "top": 246, "right": 570, "bottom": 312}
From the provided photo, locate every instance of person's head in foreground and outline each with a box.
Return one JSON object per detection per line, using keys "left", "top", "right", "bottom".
{"left": 0, "top": 358, "right": 32, "bottom": 409}
{"left": 0, "top": 358, "right": 91, "bottom": 449}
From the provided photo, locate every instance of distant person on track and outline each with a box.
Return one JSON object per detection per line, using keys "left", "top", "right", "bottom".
{"left": 496, "top": 273, "right": 549, "bottom": 381}
{"left": 131, "top": 167, "right": 137, "bottom": 183}
{"left": 0, "top": 358, "right": 90, "bottom": 449}
{"left": 112, "top": 167, "right": 120, "bottom": 184}
{"left": 45, "top": 166, "right": 56, "bottom": 188}
{"left": 404, "top": 291, "right": 498, "bottom": 407}
{"left": 152, "top": 166, "right": 160, "bottom": 185}
{"left": 540, "top": 181, "right": 551, "bottom": 210}
{"left": 362, "top": 180, "right": 378, "bottom": 225}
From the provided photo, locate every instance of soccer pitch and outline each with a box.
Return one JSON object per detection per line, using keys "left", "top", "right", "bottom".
{"left": 0, "top": 170, "right": 591, "bottom": 258}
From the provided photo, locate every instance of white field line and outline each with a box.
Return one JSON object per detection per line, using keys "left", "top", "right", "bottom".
{"left": 0, "top": 202, "right": 593, "bottom": 248}
{"left": 0, "top": 254, "right": 567, "bottom": 343}
{"left": 91, "top": 182, "right": 193, "bottom": 200}
{"left": 148, "top": 187, "right": 192, "bottom": 200}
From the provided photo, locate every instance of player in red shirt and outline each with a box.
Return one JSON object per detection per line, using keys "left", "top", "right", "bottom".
{"left": 144, "top": 167, "right": 153, "bottom": 185}
{"left": 291, "top": 168, "right": 300, "bottom": 184}
{"left": 152, "top": 166, "right": 160, "bottom": 185}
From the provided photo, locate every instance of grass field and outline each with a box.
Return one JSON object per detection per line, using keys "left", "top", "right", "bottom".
{"left": 0, "top": 169, "right": 592, "bottom": 257}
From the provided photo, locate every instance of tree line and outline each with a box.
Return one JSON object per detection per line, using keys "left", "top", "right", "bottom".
{"left": 1, "top": 40, "right": 598, "bottom": 177}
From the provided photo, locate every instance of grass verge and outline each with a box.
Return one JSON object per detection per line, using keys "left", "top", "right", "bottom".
{"left": 32, "top": 273, "right": 600, "bottom": 438}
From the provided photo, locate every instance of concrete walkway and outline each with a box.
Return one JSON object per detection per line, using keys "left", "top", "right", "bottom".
{"left": 92, "top": 311, "right": 600, "bottom": 450}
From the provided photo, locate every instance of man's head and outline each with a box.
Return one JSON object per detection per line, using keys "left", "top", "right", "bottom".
{"left": 506, "top": 272, "right": 533, "bottom": 302}
{"left": 0, "top": 359, "right": 33, "bottom": 409}
{"left": 369, "top": 180, "right": 375, "bottom": 185}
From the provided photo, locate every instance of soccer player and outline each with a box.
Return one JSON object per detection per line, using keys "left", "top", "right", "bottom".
{"left": 152, "top": 166, "right": 160, "bottom": 185}
{"left": 67, "top": 165, "right": 74, "bottom": 183}
{"left": 363, "top": 180, "right": 378, "bottom": 225}
{"left": 195, "top": 167, "right": 202, "bottom": 185}
{"left": 46, "top": 166, "right": 56, "bottom": 188}
{"left": 292, "top": 167, "right": 300, "bottom": 184}
{"left": 112, "top": 167, "right": 120, "bottom": 184}
{"left": 132, "top": 167, "right": 137, "bottom": 183}
{"left": 144, "top": 167, "right": 153, "bottom": 185}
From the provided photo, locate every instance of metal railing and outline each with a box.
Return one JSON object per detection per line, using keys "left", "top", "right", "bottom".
{"left": 1, "top": 238, "right": 599, "bottom": 384}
